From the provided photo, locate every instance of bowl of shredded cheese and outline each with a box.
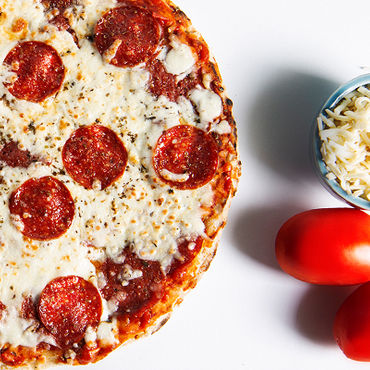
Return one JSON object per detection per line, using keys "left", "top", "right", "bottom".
{"left": 313, "top": 73, "right": 370, "bottom": 209}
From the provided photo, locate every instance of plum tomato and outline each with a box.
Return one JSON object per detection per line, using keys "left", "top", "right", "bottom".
{"left": 275, "top": 208, "right": 370, "bottom": 285}
{"left": 334, "top": 282, "right": 370, "bottom": 361}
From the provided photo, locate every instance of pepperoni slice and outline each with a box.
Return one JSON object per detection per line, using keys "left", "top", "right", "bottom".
{"left": 3, "top": 41, "right": 65, "bottom": 103}
{"left": 0, "top": 141, "right": 37, "bottom": 168}
{"left": 94, "top": 5, "right": 162, "bottom": 67}
{"left": 38, "top": 276, "right": 102, "bottom": 348}
{"left": 9, "top": 176, "right": 75, "bottom": 240}
{"left": 62, "top": 125, "right": 128, "bottom": 190}
{"left": 98, "top": 248, "right": 164, "bottom": 315}
{"left": 153, "top": 125, "right": 219, "bottom": 189}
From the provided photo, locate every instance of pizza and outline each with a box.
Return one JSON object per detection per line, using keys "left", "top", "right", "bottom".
{"left": 0, "top": 0, "right": 240, "bottom": 368}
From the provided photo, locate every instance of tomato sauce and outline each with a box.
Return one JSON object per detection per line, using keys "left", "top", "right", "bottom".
{"left": 99, "top": 249, "right": 165, "bottom": 315}
{"left": 147, "top": 59, "right": 201, "bottom": 101}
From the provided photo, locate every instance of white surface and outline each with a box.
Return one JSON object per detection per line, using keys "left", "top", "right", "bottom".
{"left": 63, "top": 1, "right": 370, "bottom": 369}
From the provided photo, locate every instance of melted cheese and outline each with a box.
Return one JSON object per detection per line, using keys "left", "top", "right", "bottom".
{"left": 0, "top": 0, "right": 216, "bottom": 349}
{"left": 97, "top": 320, "right": 119, "bottom": 345}
{"left": 163, "top": 36, "right": 195, "bottom": 76}
{"left": 211, "top": 120, "right": 231, "bottom": 135}
{"left": 190, "top": 87, "right": 222, "bottom": 124}
{"left": 160, "top": 168, "right": 190, "bottom": 182}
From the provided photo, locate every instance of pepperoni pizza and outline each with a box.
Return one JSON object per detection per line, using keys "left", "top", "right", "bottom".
{"left": 0, "top": 0, "right": 240, "bottom": 368}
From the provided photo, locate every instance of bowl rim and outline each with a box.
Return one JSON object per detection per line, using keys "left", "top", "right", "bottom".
{"left": 312, "top": 73, "right": 370, "bottom": 210}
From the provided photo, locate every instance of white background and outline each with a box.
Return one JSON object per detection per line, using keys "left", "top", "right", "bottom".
{"left": 65, "top": 1, "right": 370, "bottom": 369}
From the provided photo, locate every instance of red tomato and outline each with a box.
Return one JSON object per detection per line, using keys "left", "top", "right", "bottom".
{"left": 334, "top": 282, "right": 370, "bottom": 361}
{"left": 275, "top": 208, "right": 370, "bottom": 285}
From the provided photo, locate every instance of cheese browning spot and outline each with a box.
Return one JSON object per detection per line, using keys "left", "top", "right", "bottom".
{"left": 0, "top": 10, "right": 6, "bottom": 25}
{"left": 11, "top": 18, "right": 27, "bottom": 33}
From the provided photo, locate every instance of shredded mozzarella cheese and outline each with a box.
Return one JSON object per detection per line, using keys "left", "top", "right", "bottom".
{"left": 318, "top": 85, "right": 370, "bottom": 200}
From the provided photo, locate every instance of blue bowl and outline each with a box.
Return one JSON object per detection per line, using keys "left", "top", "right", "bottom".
{"left": 312, "top": 73, "right": 370, "bottom": 210}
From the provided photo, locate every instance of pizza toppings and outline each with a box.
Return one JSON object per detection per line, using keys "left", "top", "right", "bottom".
{"left": 153, "top": 125, "right": 219, "bottom": 189}
{"left": 41, "top": 0, "right": 79, "bottom": 45}
{"left": 163, "top": 38, "right": 195, "bottom": 75}
{"left": 20, "top": 296, "right": 37, "bottom": 321}
{"left": 0, "top": 141, "right": 37, "bottom": 168}
{"left": 9, "top": 176, "right": 75, "bottom": 240}
{"left": 147, "top": 60, "right": 179, "bottom": 101}
{"left": 94, "top": 5, "right": 162, "bottom": 67}
{"left": 168, "top": 237, "right": 203, "bottom": 278}
{"left": 147, "top": 59, "right": 200, "bottom": 101}
{"left": 189, "top": 88, "right": 223, "bottom": 123}
{"left": 3, "top": 41, "right": 65, "bottom": 103}
{"left": 97, "top": 238, "right": 203, "bottom": 317}
{"left": 98, "top": 248, "right": 164, "bottom": 315}
{"left": 41, "top": 0, "right": 75, "bottom": 11}
{"left": 62, "top": 125, "right": 128, "bottom": 190}
{"left": 0, "top": 347, "right": 25, "bottom": 367}
{"left": 38, "top": 276, "right": 102, "bottom": 348}
{"left": 0, "top": 302, "right": 5, "bottom": 320}
{"left": 0, "top": 0, "right": 238, "bottom": 366}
